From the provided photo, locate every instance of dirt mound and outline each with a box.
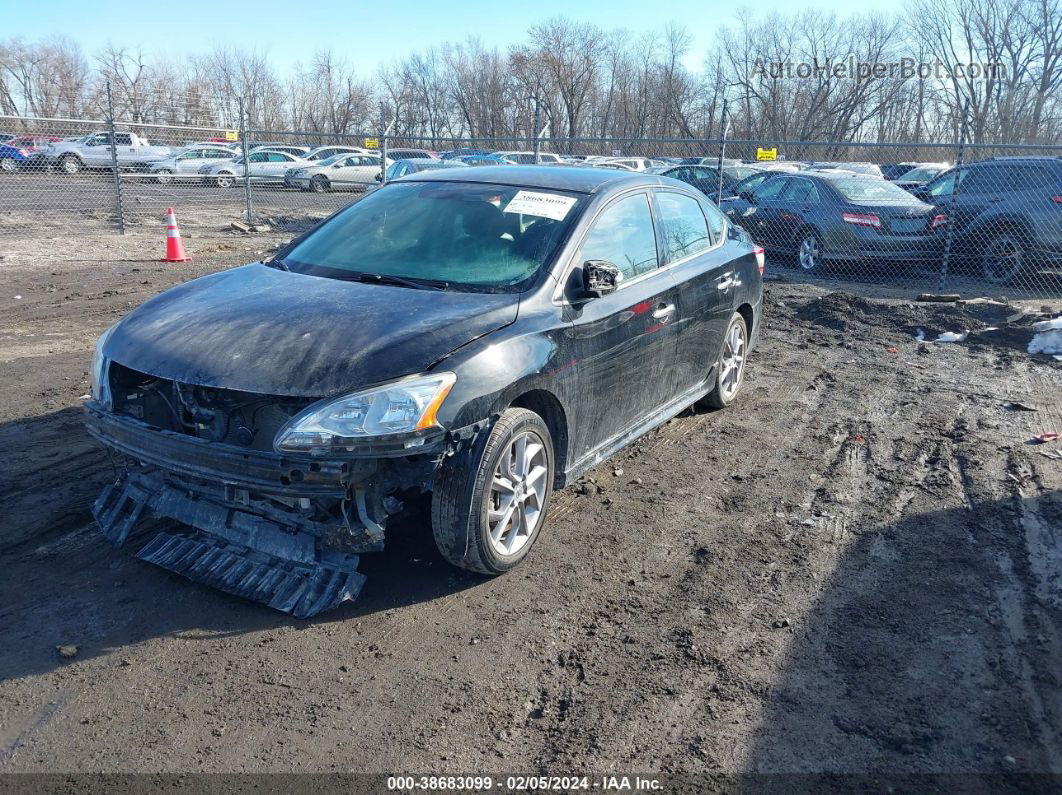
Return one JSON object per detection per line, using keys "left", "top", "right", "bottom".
{"left": 793, "top": 291, "right": 1011, "bottom": 339}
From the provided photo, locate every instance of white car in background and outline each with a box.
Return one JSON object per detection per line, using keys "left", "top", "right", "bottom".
{"left": 302, "top": 145, "right": 372, "bottom": 162}
{"left": 284, "top": 153, "right": 393, "bottom": 192}
{"left": 200, "top": 149, "right": 308, "bottom": 188}
{"left": 590, "top": 157, "right": 667, "bottom": 172}
{"left": 148, "top": 145, "right": 239, "bottom": 183}
{"left": 491, "top": 151, "right": 562, "bottom": 164}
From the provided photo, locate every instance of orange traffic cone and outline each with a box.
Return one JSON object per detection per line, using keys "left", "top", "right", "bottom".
{"left": 161, "top": 207, "right": 191, "bottom": 262}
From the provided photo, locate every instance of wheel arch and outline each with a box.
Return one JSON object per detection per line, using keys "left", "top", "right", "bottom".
{"left": 507, "top": 389, "right": 569, "bottom": 489}
{"left": 736, "top": 302, "right": 755, "bottom": 339}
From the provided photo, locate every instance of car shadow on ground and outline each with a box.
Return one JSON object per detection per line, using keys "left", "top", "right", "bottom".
{"left": 741, "top": 490, "right": 1062, "bottom": 778}
{"left": 0, "top": 408, "right": 486, "bottom": 683}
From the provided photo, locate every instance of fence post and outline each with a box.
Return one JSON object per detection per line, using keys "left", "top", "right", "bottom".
{"left": 938, "top": 98, "right": 970, "bottom": 293}
{"left": 379, "top": 103, "right": 389, "bottom": 185}
{"left": 105, "top": 80, "right": 125, "bottom": 235}
{"left": 533, "top": 99, "right": 542, "bottom": 164}
{"left": 238, "top": 96, "right": 253, "bottom": 224}
{"left": 715, "top": 97, "right": 729, "bottom": 207}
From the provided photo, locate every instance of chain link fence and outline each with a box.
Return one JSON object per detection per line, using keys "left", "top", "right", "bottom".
{"left": 1, "top": 106, "right": 1060, "bottom": 299}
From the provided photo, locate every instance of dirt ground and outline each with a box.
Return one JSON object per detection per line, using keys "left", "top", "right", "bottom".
{"left": 0, "top": 221, "right": 1060, "bottom": 782}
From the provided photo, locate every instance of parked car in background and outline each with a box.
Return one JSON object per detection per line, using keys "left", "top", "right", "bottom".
{"left": 592, "top": 157, "right": 667, "bottom": 172}
{"left": 453, "top": 154, "right": 511, "bottom": 166}
{"left": 727, "top": 170, "right": 785, "bottom": 200}
{"left": 0, "top": 133, "right": 15, "bottom": 144}
{"left": 148, "top": 145, "right": 239, "bottom": 183}
{"left": 201, "top": 149, "right": 306, "bottom": 188}
{"left": 0, "top": 143, "right": 30, "bottom": 173}
{"left": 493, "top": 151, "right": 563, "bottom": 164}
{"left": 84, "top": 165, "right": 762, "bottom": 616}
{"left": 722, "top": 171, "right": 945, "bottom": 273}
{"left": 302, "top": 145, "right": 370, "bottom": 161}
{"left": 45, "top": 131, "right": 172, "bottom": 174}
{"left": 248, "top": 144, "right": 310, "bottom": 158}
{"left": 892, "top": 163, "right": 950, "bottom": 191}
{"left": 285, "top": 153, "right": 391, "bottom": 192}
{"left": 911, "top": 156, "right": 1062, "bottom": 284}
{"left": 440, "top": 148, "right": 493, "bottom": 160}
{"left": 386, "top": 148, "right": 439, "bottom": 161}
{"left": 8, "top": 135, "right": 62, "bottom": 153}
{"left": 658, "top": 165, "right": 740, "bottom": 201}
{"left": 807, "top": 161, "right": 884, "bottom": 178}
{"left": 380, "top": 158, "right": 466, "bottom": 181}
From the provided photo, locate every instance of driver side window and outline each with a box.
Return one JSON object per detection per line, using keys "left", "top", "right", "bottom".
{"left": 577, "top": 193, "right": 659, "bottom": 281}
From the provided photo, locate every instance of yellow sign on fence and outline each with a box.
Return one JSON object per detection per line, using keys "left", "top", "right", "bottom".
{"left": 224, "top": 130, "right": 238, "bottom": 142}
{"left": 364, "top": 137, "right": 380, "bottom": 150}
{"left": 756, "top": 147, "right": 778, "bottom": 161}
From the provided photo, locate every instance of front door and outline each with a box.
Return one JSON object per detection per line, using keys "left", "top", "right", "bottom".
{"left": 563, "top": 191, "right": 683, "bottom": 461}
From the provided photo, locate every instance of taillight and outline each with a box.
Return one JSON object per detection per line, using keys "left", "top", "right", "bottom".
{"left": 842, "top": 212, "right": 881, "bottom": 228}
{"left": 753, "top": 245, "right": 765, "bottom": 276}
{"left": 1053, "top": 195, "right": 1062, "bottom": 204}
{"left": 931, "top": 213, "right": 948, "bottom": 229}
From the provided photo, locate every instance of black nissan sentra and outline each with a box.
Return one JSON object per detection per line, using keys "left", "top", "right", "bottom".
{"left": 85, "top": 166, "right": 763, "bottom": 616}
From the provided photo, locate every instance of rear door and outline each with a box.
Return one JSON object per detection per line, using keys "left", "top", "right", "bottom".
{"left": 564, "top": 191, "right": 683, "bottom": 460}
{"left": 653, "top": 190, "right": 737, "bottom": 394}
{"left": 775, "top": 176, "right": 821, "bottom": 245}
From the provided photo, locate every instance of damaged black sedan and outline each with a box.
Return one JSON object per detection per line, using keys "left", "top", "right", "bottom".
{"left": 85, "top": 166, "right": 763, "bottom": 617}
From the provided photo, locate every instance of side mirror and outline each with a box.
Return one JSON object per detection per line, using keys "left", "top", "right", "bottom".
{"left": 582, "top": 260, "right": 621, "bottom": 297}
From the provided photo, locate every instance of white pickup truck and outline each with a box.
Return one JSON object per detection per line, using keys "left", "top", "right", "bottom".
{"left": 45, "top": 132, "right": 173, "bottom": 174}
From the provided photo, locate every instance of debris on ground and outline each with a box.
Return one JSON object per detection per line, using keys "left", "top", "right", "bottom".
{"left": 1028, "top": 317, "right": 1062, "bottom": 356}
{"left": 56, "top": 644, "right": 79, "bottom": 658}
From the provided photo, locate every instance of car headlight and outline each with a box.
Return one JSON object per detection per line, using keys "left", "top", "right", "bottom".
{"left": 89, "top": 323, "right": 118, "bottom": 409}
{"left": 274, "top": 372, "right": 456, "bottom": 453}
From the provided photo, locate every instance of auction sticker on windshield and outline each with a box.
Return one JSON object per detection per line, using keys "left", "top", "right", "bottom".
{"left": 503, "top": 190, "right": 577, "bottom": 221}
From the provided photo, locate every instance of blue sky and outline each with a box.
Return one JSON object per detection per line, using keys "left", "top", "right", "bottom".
{"left": 16, "top": 0, "right": 897, "bottom": 75}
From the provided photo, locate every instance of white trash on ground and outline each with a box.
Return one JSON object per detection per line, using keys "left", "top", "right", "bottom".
{"left": 1028, "top": 317, "right": 1062, "bottom": 356}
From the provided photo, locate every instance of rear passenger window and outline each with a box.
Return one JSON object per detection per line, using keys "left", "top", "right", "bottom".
{"left": 656, "top": 192, "right": 711, "bottom": 261}
{"left": 578, "top": 193, "right": 659, "bottom": 280}
{"left": 702, "top": 203, "right": 727, "bottom": 244}
{"left": 783, "top": 179, "right": 820, "bottom": 203}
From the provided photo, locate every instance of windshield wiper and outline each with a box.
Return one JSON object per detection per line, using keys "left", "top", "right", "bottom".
{"left": 263, "top": 256, "right": 289, "bottom": 271}
{"left": 349, "top": 272, "right": 450, "bottom": 290}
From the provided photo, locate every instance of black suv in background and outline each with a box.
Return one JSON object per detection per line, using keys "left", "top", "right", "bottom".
{"left": 913, "top": 157, "right": 1062, "bottom": 284}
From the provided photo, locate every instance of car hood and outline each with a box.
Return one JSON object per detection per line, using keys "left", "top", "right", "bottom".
{"left": 104, "top": 263, "right": 520, "bottom": 396}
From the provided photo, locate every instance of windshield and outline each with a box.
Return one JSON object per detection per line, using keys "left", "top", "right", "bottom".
{"left": 281, "top": 181, "right": 585, "bottom": 292}
{"left": 832, "top": 178, "right": 923, "bottom": 204}
{"left": 901, "top": 165, "right": 945, "bottom": 182}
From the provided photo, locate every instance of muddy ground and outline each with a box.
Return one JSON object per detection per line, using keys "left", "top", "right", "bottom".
{"left": 0, "top": 222, "right": 1060, "bottom": 781}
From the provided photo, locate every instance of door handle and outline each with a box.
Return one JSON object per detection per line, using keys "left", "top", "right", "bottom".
{"left": 652, "top": 303, "right": 676, "bottom": 320}
{"left": 717, "top": 274, "right": 735, "bottom": 290}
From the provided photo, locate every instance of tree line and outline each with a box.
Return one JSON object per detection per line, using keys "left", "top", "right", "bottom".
{"left": 1, "top": 1, "right": 1059, "bottom": 146}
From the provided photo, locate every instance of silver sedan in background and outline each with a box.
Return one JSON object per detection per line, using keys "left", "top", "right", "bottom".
{"left": 200, "top": 149, "right": 308, "bottom": 188}
{"left": 148, "top": 145, "right": 239, "bottom": 183}
{"left": 284, "top": 153, "right": 392, "bottom": 192}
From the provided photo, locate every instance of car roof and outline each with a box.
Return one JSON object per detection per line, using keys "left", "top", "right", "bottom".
{"left": 399, "top": 164, "right": 675, "bottom": 194}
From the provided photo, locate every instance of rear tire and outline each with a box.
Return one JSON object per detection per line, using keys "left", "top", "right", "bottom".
{"left": 796, "top": 229, "right": 822, "bottom": 272}
{"left": 981, "top": 231, "right": 1027, "bottom": 285}
{"left": 701, "top": 312, "right": 749, "bottom": 410}
{"left": 431, "top": 408, "right": 554, "bottom": 575}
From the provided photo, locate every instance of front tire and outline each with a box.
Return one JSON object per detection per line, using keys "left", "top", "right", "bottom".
{"left": 432, "top": 408, "right": 555, "bottom": 575}
{"left": 155, "top": 168, "right": 173, "bottom": 185}
{"left": 59, "top": 154, "right": 82, "bottom": 175}
{"left": 216, "top": 173, "right": 235, "bottom": 188}
{"left": 701, "top": 312, "right": 749, "bottom": 410}
{"left": 981, "top": 231, "right": 1026, "bottom": 285}
{"left": 310, "top": 175, "right": 330, "bottom": 193}
{"left": 0, "top": 157, "right": 17, "bottom": 173}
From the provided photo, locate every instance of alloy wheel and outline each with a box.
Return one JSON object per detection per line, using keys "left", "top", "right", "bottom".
{"left": 155, "top": 169, "right": 173, "bottom": 185}
{"left": 0, "top": 157, "right": 16, "bottom": 173}
{"left": 798, "top": 234, "right": 820, "bottom": 271}
{"left": 217, "top": 174, "right": 235, "bottom": 188}
{"left": 487, "top": 430, "right": 549, "bottom": 557}
{"left": 982, "top": 234, "right": 1024, "bottom": 284}
{"left": 719, "top": 320, "right": 747, "bottom": 401}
